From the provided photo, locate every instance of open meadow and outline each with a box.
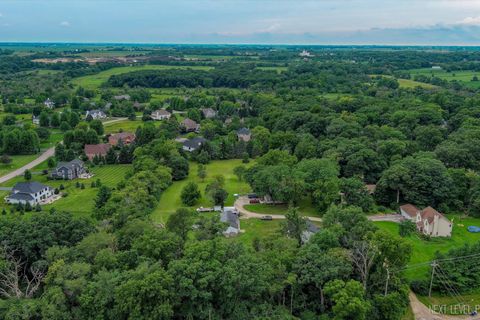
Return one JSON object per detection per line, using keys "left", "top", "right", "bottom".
{"left": 409, "top": 68, "right": 480, "bottom": 89}
{"left": 71, "top": 64, "right": 214, "bottom": 89}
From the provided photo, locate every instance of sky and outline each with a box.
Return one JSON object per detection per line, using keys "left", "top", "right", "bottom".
{"left": 1, "top": 0, "right": 480, "bottom": 45}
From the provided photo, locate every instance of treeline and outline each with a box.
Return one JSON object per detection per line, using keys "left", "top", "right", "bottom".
{"left": 107, "top": 64, "right": 281, "bottom": 89}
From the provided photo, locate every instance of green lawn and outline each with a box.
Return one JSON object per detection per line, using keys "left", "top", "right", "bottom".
{"left": 104, "top": 119, "right": 144, "bottom": 134}
{"left": 244, "top": 197, "right": 319, "bottom": 217}
{"left": 370, "top": 74, "right": 437, "bottom": 89}
{"left": 0, "top": 154, "right": 41, "bottom": 177}
{"left": 151, "top": 159, "right": 251, "bottom": 224}
{"left": 236, "top": 219, "right": 283, "bottom": 246}
{"left": 257, "top": 66, "right": 288, "bottom": 73}
{"left": 0, "top": 164, "right": 132, "bottom": 217}
{"left": 71, "top": 65, "right": 214, "bottom": 89}
{"left": 409, "top": 68, "right": 480, "bottom": 89}
{"left": 375, "top": 215, "right": 480, "bottom": 280}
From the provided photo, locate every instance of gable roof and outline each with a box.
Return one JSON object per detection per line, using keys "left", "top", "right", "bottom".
{"left": 400, "top": 204, "right": 420, "bottom": 218}
{"left": 12, "top": 181, "right": 50, "bottom": 194}
{"left": 110, "top": 132, "right": 135, "bottom": 140}
{"left": 421, "top": 206, "right": 449, "bottom": 224}
{"left": 56, "top": 159, "right": 84, "bottom": 170}
{"left": 221, "top": 208, "right": 239, "bottom": 229}
{"left": 201, "top": 108, "right": 216, "bottom": 118}
{"left": 152, "top": 109, "right": 171, "bottom": 116}
{"left": 84, "top": 144, "right": 111, "bottom": 156}
{"left": 237, "top": 127, "right": 250, "bottom": 135}
{"left": 183, "top": 137, "right": 206, "bottom": 150}
{"left": 181, "top": 118, "right": 198, "bottom": 129}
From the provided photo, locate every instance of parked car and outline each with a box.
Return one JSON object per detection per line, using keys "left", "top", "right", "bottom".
{"left": 247, "top": 193, "right": 258, "bottom": 199}
{"left": 260, "top": 215, "right": 273, "bottom": 221}
{"left": 249, "top": 199, "right": 260, "bottom": 204}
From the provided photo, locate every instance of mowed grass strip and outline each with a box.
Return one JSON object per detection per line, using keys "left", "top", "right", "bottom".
{"left": 71, "top": 65, "right": 214, "bottom": 89}
{"left": 151, "top": 159, "right": 251, "bottom": 224}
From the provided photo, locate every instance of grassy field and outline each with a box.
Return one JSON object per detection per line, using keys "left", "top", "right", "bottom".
{"left": 71, "top": 65, "right": 214, "bottom": 89}
{"left": 0, "top": 154, "right": 40, "bottom": 177}
{"left": 244, "top": 197, "right": 319, "bottom": 217}
{"left": 0, "top": 164, "right": 132, "bottom": 217}
{"left": 237, "top": 219, "right": 283, "bottom": 246}
{"left": 375, "top": 215, "right": 480, "bottom": 280}
{"left": 409, "top": 68, "right": 480, "bottom": 89}
{"left": 370, "top": 74, "right": 437, "bottom": 89}
{"left": 151, "top": 159, "right": 251, "bottom": 224}
{"left": 104, "top": 119, "right": 144, "bottom": 134}
{"left": 257, "top": 66, "right": 288, "bottom": 73}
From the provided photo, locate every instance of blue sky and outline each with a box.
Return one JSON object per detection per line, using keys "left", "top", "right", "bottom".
{"left": 1, "top": 0, "right": 480, "bottom": 44}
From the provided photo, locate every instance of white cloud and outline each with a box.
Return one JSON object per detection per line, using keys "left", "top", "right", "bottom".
{"left": 60, "top": 21, "right": 70, "bottom": 27}
{"left": 258, "top": 23, "right": 281, "bottom": 33}
{"left": 458, "top": 16, "right": 480, "bottom": 25}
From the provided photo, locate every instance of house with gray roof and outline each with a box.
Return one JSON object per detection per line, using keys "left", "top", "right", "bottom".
{"left": 181, "top": 118, "right": 200, "bottom": 133}
{"left": 301, "top": 219, "right": 320, "bottom": 243}
{"left": 6, "top": 182, "right": 54, "bottom": 206}
{"left": 220, "top": 207, "right": 240, "bottom": 237}
{"left": 86, "top": 110, "right": 107, "bottom": 120}
{"left": 201, "top": 108, "right": 217, "bottom": 119}
{"left": 50, "top": 159, "right": 87, "bottom": 180}
{"left": 182, "top": 137, "right": 207, "bottom": 152}
{"left": 237, "top": 127, "right": 251, "bottom": 142}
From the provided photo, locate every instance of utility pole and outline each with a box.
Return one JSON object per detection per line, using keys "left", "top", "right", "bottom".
{"left": 384, "top": 266, "right": 390, "bottom": 296}
{"left": 429, "top": 260, "right": 438, "bottom": 297}
{"left": 383, "top": 260, "right": 390, "bottom": 296}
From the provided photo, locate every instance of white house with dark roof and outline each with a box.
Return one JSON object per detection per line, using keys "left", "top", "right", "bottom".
{"left": 151, "top": 109, "right": 171, "bottom": 120}
{"left": 220, "top": 207, "right": 240, "bottom": 237}
{"left": 86, "top": 110, "right": 107, "bottom": 120}
{"left": 400, "top": 204, "right": 452, "bottom": 237}
{"left": 44, "top": 98, "right": 55, "bottom": 109}
{"left": 237, "top": 127, "right": 251, "bottom": 142}
{"left": 6, "top": 182, "right": 54, "bottom": 205}
{"left": 182, "top": 137, "right": 207, "bottom": 152}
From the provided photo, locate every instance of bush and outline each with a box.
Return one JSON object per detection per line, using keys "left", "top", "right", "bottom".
{"left": 399, "top": 220, "right": 416, "bottom": 237}
{"left": 410, "top": 279, "right": 429, "bottom": 296}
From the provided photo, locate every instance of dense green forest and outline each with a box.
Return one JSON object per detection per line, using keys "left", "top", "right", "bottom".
{"left": 1, "top": 44, "right": 480, "bottom": 319}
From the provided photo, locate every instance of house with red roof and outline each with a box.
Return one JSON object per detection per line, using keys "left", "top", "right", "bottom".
{"left": 400, "top": 204, "right": 452, "bottom": 237}
{"left": 108, "top": 132, "right": 135, "bottom": 146}
{"left": 84, "top": 144, "right": 111, "bottom": 161}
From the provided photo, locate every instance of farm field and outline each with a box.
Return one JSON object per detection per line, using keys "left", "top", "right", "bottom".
{"left": 0, "top": 164, "right": 132, "bottom": 217}
{"left": 409, "top": 68, "right": 480, "bottom": 88}
{"left": 151, "top": 159, "right": 251, "bottom": 224}
{"left": 71, "top": 64, "right": 214, "bottom": 89}
{"left": 375, "top": 215, "right": 480, "bottom": 280}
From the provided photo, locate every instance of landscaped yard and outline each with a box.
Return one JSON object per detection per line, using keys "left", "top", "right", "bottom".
{"left": 236, "top": 219, "right": 283, "bottom": 246}
{"left": 244, "top": 197, "right": 319, "bottom": 217}
{"left": 103, "top": 119, "right": 144, "bottom": 134}
{"left": 151, "top": 159, "right": 252, "bottom": 224}
{"left": 375, "top": 215, "right": 480, "bottom": 280}
{"left": 0, "top": 154, "right": 41, "bottom": 177}
{"left": 71, "top": 64, "right": 214, "bottom": 89}
{"left": 0, "top": 164, "right": 132, "bottom": 217}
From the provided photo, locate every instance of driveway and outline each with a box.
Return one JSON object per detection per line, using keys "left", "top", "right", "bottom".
{"left": 234, "top": 196, "right": 403, "bottom": 223}
{"left": 0, "top": 147, "right": 55, "bottom": 184}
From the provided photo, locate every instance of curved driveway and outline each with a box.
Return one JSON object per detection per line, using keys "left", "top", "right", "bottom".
{"left": 0, "top": 147, "right": 55, "bottom": 184}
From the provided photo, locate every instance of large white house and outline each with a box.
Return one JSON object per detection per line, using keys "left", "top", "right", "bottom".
{"left": 151, "top": 109, "right": 171, "bottom": 120}
{"left": 400, "top": 204, "right": 452, "bottom": 237}
{"left": 6, "top": 182, "right": 54, "bottom": 206}
{"left": 86, "top": 110, "right": 107, "bottom": 120}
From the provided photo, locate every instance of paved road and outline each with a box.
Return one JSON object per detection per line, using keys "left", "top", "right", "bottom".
{"left": 0, "top": 147, "right": 55, "bottom": 184}
{"left": 234, "top": 196, "right": 403, "bottom": 223}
